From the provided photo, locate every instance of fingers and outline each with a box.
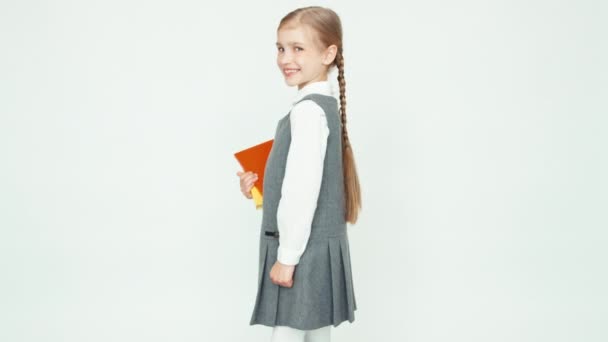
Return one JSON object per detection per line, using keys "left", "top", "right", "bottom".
{"left": 270, "top": 274, "right": 292, "bottom": 287}
{"left": 237, "top": 171, "right": 258, "bottom": 198}
{"left": 274, "top": 278, "right": 293, "bottom": 288}
{"left": 271, "top": 275, "right": 289, "bottom": 287}
{"left": 269, "top": 263, "right": 294, "bottom": 288}
{"left": 237, "top": 171, "right": 258, "bottom": 183}
{"left": 241, "top": 172, "right": 258, "bottom": 190}
{"left": 245, "top": 175, "right": 258, "bottom": 191}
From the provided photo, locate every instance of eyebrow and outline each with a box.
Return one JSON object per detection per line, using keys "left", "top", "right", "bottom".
{"left": 275, "top": 41, "right": 305, "bottom": 47}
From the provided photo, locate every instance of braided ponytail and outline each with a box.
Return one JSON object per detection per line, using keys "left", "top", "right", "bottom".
{"left": 335, "top": 51, "right": 362, "bottom": 224}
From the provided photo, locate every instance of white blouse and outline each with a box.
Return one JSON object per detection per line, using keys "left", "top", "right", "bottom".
{"left": 276, "top": 80, "right": 333, "bottom": 266}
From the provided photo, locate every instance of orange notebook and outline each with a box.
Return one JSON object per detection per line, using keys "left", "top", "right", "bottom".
{"left": 234, "top": 139, "right": 274, "bottom": 209}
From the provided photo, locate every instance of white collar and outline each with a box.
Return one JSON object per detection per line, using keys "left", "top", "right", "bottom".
{"left": 292, "top": 80, "right": 333, "bottom": 105}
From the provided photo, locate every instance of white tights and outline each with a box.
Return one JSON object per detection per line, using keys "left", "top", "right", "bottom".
{"left": 270, "top": 325, "right": 331, "bottom": 342}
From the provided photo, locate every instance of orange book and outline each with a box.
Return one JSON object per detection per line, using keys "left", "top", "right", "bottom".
{"left": 234, "top": 139, "right": 274, "bottom": 209}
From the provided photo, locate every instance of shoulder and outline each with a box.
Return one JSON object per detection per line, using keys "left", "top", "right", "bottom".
{"left": 289, "top": 99, "right": 326, "bottom": 125}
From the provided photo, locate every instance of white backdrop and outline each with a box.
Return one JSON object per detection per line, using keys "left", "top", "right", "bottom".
{"left": 1, "top": 0, "right": 606, "bottom": 341}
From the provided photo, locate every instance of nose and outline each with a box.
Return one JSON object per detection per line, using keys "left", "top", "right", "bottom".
{"left": 277, "top": 50, "right": 293, "bottom": 66}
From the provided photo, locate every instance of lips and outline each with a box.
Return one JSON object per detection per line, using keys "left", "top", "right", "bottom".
{"left": 284, "top": 68, "right": 300, "bottom": 76}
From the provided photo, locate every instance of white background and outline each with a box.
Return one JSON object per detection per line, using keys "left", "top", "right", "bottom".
{"left": 1, "top": 0, "right": 606, "bottom": 341}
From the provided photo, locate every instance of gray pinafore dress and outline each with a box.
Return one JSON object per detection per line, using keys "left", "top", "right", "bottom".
{"left": 249, "top": 93, "right": 357, "bottom": 330}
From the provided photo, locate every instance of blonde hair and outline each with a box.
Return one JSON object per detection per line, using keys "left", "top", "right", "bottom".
{"left": 278, "top": 6, "right": 362, "bottom": 224}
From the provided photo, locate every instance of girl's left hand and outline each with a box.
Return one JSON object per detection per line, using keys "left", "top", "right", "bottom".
{"left": 269, "top": 261, "right": 296, "bottom": 288}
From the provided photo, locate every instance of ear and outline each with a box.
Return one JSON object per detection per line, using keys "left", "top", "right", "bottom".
{"left": 323, "top": 44, "right": 338, "bottom": 66}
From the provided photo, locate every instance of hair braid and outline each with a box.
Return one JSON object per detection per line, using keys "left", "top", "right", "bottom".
{"left": 335, "top": 51, "right": 361, "bottom": 223}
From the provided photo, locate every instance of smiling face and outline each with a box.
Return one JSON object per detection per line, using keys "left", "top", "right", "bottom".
{"left": 276, "top": 24, "right": 337, "bottom": 90}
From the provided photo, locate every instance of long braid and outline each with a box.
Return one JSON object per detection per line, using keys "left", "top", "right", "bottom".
{"left": 336, "top": 52, "right": 348, "bottom": 146}
{"left": 336, "top": 51, "right": 362, "bottom": 223}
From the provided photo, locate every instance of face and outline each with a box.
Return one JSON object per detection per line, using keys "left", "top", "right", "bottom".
{"left": 276, "top": 24, "right": 337, "bottom": 90}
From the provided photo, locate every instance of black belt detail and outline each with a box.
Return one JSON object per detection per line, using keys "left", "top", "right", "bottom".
{"left": 265, "top": 230, "right": 279, "bottom": 238}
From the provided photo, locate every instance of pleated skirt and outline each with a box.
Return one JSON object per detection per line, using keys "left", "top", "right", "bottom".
{"left": 249, "top": 231, "right": 357, "bottom": 330}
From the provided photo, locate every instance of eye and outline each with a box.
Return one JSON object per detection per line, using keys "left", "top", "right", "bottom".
{"left": 295, "top": 47, "right": 303, "bottom": 51}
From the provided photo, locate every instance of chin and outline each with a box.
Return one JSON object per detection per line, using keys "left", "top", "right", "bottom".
{"left": 284, "top": 78, "right": 299, "bottom": 87}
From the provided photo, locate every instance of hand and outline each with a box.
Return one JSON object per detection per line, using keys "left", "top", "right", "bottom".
{"left": 236, "top": 171, "right": 258, "bottom": 199}
{"left": 270, "top": 260, "right": 295, "bottom": 288}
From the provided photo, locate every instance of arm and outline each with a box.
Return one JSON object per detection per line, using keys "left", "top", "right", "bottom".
{"left": 276, "top": 100, "right": 330, "bottom": 266}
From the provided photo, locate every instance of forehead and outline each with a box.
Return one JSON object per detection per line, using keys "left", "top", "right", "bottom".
{"left": 276, "top": 25, "right": 317, "bottom": 46}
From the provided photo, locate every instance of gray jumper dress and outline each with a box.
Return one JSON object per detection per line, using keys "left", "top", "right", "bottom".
{"left": 249, "top": 93, "right": 357, "bottom": 330}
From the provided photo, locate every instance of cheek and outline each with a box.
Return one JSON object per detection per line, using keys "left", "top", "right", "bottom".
{"left": 293, "top": 55, "right": 306, "bottom": 67}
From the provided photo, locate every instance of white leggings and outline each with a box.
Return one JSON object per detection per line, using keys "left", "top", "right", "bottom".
{"left": 270, "top": 325, "right": 331, "bottom": 342}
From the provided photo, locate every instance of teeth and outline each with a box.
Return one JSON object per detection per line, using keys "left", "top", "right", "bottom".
{"left": 285, "top": 69, "right": 299, "bottom": 74}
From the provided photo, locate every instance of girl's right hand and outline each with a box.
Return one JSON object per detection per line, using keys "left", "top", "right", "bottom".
{"left": 236, "top": 171, "right": 258, "bottom": 199}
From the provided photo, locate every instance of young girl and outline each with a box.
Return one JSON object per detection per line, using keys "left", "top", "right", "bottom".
{"left": 236, "top": 6, "right": 362, "bottom": 342}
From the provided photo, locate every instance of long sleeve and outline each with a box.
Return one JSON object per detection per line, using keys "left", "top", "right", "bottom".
{"left": 276, "top": 100, "right": 330, "bottom": 266}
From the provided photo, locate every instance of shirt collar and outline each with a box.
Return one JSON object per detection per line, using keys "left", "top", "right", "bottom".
{"left": 292, "top": 80, "right": 333, "bottom": 105}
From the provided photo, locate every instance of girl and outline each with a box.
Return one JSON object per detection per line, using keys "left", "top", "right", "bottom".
{"left": 236, "top": 6, "right": 362, "bottom": 342}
